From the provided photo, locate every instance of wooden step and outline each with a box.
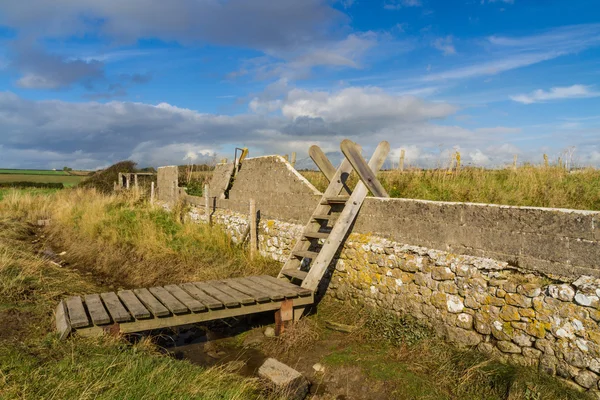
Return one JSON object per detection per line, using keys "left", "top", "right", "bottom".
{"left": 292, "top": 250, "right": 319, "bottom": 259}
{"left": 312, "top": 214, "right": 338, "bottom": 221}
{"left": 281, "top": 269, "right": 308, "bottom": 281}
{"left": 303, "top": 231, "right": 330, "bottom": 240}
{"left": 321, "top": 196, "right": 349, "bottom": 205}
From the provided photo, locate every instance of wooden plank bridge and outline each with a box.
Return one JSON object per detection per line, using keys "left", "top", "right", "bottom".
{"left": 56, "top": 140, "right": 390, "bottom": 339}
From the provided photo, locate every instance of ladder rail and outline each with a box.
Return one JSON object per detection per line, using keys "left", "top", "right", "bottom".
{"left": 301, "top": 141, "right": 390, "bottom": 290}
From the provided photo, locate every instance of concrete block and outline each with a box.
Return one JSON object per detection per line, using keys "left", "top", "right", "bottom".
{"left": 521, "top": 233, "right": 569, "bottom": 263}
{"left": 208, "top": 162, "right": 235, "bottom": 199}
{"left": 258, "top": 358, "right": 309, "bottom": 400}
{"left": 569, "top": 239, "right": 600, "bottom": 270}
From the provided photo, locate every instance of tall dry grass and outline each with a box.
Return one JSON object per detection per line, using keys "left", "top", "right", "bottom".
{"left": 300, "top": 166, "right": 600, "bottom": 210}
{"left": 0, "top": 188, "right": 280, "bottom": 289}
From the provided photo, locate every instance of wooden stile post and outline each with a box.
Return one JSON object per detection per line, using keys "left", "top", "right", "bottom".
{"left": 204, "top": 184, "right": 211, "bottom": 225}
{"left": 249, "top": 199, "right": 257, "bottom": 260}
{"left": 150, "top": 182, "right": 155, "bottom": 204}
{"left": 399, "top": 149, "right": 405, "bottom": 172}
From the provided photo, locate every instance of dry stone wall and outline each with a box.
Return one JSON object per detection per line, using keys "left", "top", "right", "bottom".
{"left": 157, "top": 155, "right": 600, "bottom": 393}
{"left": 187, "top": 204, "right": 600, "bottom": 394}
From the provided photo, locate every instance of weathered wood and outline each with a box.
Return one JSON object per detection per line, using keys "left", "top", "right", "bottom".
{"left": 249, "top": 199, "right": 257, "bottom": 260}
{"left": 208, "top": 281, "right": 255, "bottom": 305}
{"left": 236, "top": 277, "right": 284, "bottom": 301}
{"left": 164, "top": 284, "right": 207, "bottom": 312}
{"left": 325, "top": 321, "right": 357, "bottom": 333}
{"left": 76, "top": 295, "right": 314, "bottom": 337}
{"left": 101, "top": 292, "right": 132, "bottom": 322}
{"left": 248, "top": 276, "right": 298, "bottom": 298}
{"left": 150, "top": 181, "right": 155, "bottom": 204}
{"left": 302, "top": 141, "right": 390, "bottom": 290}
{"left": 261, "top": 275, "right": 313, "bottom": 297}
{"left": 195, "top": 282, "right": 240, "bottom": 307}
{"left": 149, "top": 287, "right": 189, "bottom": 314}
{"left": 133, "top": 288, "right": 170, "bottom": 317}
{"left": 312, "top": 214, "right": 338, "bottom": 222}
{"left": 340, "top": 139, "right": 389, "bottom": 198}
{"left": 292, "top": 250, "right": 319, "bottom": 259}
{"left": 179, "top": 283, "right": 224, "bottom": 309}
{"left": 55, "top": 300, "right": 71, "bottom": 340}
{"left": 66, "top": 296, "right": 90, "bottom": 328}
{"left": 221, "top": 279, "right": 271, "bottom": 303}
{"left": 320, "top": 196, "right": 350, "bottom": 204}
{"left": 309, "top": 145, "right": 336, "bottom": 182}
{"left": 84, "top": 294, "right": 111, "bottom": 325}
{"left": 277, "top": 158, "right": 354, "bottom": 280}
{"left": 303, "top": 232, "right": 329, "bottom": 240}
{"left": 204, "top": 184, "right": 211, "bottom": 225}
{"left": 280, "top": 269, "right": 308, "bottom": 282}
{"left": 118, "top": 290, "right": 151, "bottom": 319}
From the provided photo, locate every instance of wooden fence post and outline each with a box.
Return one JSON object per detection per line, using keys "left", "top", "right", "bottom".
{"left": 291, "top": 152, "right": 297, "bottom": 168}
{"left": 513, "top": 154, "right": 518, "bottom": 171}
{"left": 249, "top": 199, "right": 257, "bottom": 260}
{"left": 204, "top": 184, "right": 211, "bottom": 225}
{"left": 150, "top": 182, "right": 155, "bottom": 204}
{"left": 399, "top": 149, "right": 405, "bottom": 172}
{"left": 134, "top": 174, "right": 139, "bottom": 188}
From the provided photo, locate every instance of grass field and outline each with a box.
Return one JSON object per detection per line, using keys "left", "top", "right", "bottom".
{"left": 298, "top": 165, "right": 600, "bottom": 211}
{"left": 0, "top": 168, "right": 70, "bottom": 175}
{"left": 0, "top": 188, "right": 590, "bottom": 399}
{"left": 0, "top": 174, "right": 86, "bottom": 187}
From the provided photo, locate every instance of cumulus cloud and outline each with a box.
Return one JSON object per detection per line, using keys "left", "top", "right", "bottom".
{"left": 0, "top": 0, "right": 346, "bottom": 52}
{"left": 12, "top": 43, "right": 104, "bottom": 90}
{"left": 1, "top": 88, "right": 595, "bottom": 169}
{"left": 510, "top": 85, "right": 600, "bottom": 104}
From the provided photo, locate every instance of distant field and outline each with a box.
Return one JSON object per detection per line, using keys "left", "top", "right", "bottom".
{"left": 0, "top": 169, "right": 70, "bottom": 175}
{"left": 0, "top": 174, "right": 86, "bottom": 187}
{"left": 0, "top": 188, "right": 61, "bottom": 200}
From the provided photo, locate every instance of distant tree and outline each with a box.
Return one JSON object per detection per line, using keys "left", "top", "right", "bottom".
{"left": 62, "top": 166, "right": 73, "bottom": 172}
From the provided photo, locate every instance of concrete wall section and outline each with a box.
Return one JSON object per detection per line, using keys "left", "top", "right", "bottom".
{"left": 355, "top": 198, "right": 600, "bottom": 279}
{"left": 157, "top": 166, "right": 179, "bottom": 203}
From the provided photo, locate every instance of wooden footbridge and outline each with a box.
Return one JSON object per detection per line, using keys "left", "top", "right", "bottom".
{"left": 56, "top": 140, "right": 390, "bottom": 339}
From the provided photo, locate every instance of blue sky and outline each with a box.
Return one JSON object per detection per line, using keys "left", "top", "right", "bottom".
{"left": 0, "top": 0, "right": 599, "bottom": 169}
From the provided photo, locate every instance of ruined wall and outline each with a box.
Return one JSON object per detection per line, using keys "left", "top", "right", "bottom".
{"left": 157, "top": 166, "right": 179, "bottom": 203}
{"left": 157, "top": 155, "right": 600, "bottom": 392}
{"left": 188, "top": 205, "right": 600, "bottom": 393}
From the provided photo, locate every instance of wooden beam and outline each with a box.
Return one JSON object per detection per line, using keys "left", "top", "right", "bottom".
{"left": 301, "top": 141, "right": 390, "bottom": 291}
{"left": 308, "top": 145, "right": 336, "bottom": 182}
{"left": 340, "top": 139, "right": 389, "bottom": 198}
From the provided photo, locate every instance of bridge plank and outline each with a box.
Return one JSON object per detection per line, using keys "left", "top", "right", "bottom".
{"left": 118, "top": 290, "right": 151, "bottom": 319}
{"left": 236, "top": 277, "right": 284, "bottom": 301}
{"left": 100, "top": 292, "right": 132, "bottom": 322}
{"left": 248, "top": 276, "right": 298, "bottom": 298}
{"left": 179, "top": 283, "right": 223, "bottom": 309}
{"left": 149, "top": 287, "right": 189, "bottom": 314}
{"left": 195, "top": 282, "right": 240, "bottom": 307}
{"left": 84, "top": 294, "right": 111, "bottom": 325}
{"left": 261, "top": 275, "right": 313, "bottom": 297}
{"left": 164, "top": 284, "right": 207, "bottom": 312}
{"left": 221, "top": 279, "right": 271, "bottom": 303}
{"left": 133, "top": 288, "right": 170, "bottom": 317}
{"left": 209, "top": 281, "right": 255, "bottom": 305}
{"left": 66, "top": 296, "right": 90, "bottom": 328}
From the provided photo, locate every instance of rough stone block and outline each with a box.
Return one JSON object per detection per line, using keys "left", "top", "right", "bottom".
{"left": 258, "top": 358, "right": 309, "bottom": 400}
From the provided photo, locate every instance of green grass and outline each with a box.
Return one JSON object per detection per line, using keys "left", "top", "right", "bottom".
{"left": 0, "top": 193, "right": 267, "bottom": 399}
{"left": 0, "top": 188, "right": 61, "bottom": 201}
{"left": 0, "top": 174, "right": 85, "bottom": 187}
{"left": 300, "top": 166, "right": 600, "bottom": 211}
{"left": 0, "top": 168, "right": 70, "bottom": 175}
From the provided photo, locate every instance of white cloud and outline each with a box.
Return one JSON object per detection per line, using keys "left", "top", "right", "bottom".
{"left": 432, "top": 36, "right": 456, "bottom": 56}
{"left": 423, "top": 24, "right": 600, "bottom": 82}
{"left": 384, "top": 0, "right": 422, "bottom": 10}
{"left": 510, "top": 85, "right": 600, "bottom": 104}
{"left": 280, "top": 87, "right": 457, "bottom": 122}
{"left": 474, "top": 127, "right": 521, "bottom": 134}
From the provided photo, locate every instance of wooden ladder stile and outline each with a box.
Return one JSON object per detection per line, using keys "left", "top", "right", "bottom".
{"left": 277, "top": 141, "right": 390, "bottom": 294}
